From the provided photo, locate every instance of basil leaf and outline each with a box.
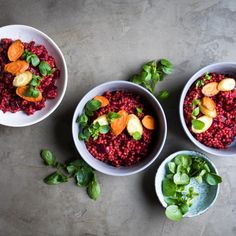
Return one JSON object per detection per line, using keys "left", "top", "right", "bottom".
{"left": 86, "top": 100, "right": 101, "bottom": 112}
{"left": 39, "top": 61, "right": 52, "bottom": 76}
{"left": 31, "top": 54, "right": 40, "bottom": 67}
{"left": 32, "top": 89, "right": 40, "bottom": 98}
{"left": 99, "top": 125, "right": 110, "bottom": 134}
{"left": 75, "top": 167, "right": 94, "bottom": 187}
{"left": 173, "top": 172, "right": 190, "bottom": 185}
{"left": 40, "top": 149, "right": 55, "bottom": 166}
{"left": 66, "top": 159, "right": 91, "bottom": 175}
{"left": 162, "top": 178, "right": 176, "bottom": 196}
{"left": 164, "top": 196, "right": 177, "bottom": 205}
{"left": 204, "top": 72, "right": 211, "bottom": 80}
{"left": 192, "top": 107, "right": 200, "bottom": 117}
{"left": 205, "top": 173, "right": 222, "bottom": 185}
{"left": 87, "top": 176, "right": 101, "bottom": 200}
{"left": 77, "top": 113, "right": 88, "bottom": 128}
{"left": 192, "top": 119, "right": 205, "bottom": 130}
{"left": 136, "top": 107, "right": 143, "bottom": 116}
{"left": 157, "top": 90, "right": 170, "bottom": 100}
{"left": 79, "top": 129, "right": 91, "bottom": 141}
{"left": 161, "top": 66, "right": 173, "bottom": 75}
{"left": 179, "top": 203, "right": 189, "bottom": 215}
{"left": 192, "top": 99, "right": 200, "bottom": 107}
{"left": 165, "top": 205, "right": 183, "bottom": 222}
{"left": 30, "top": 78, "right": 40, "bottom": 87}
{"left": 160, "top": 59, "right": 173, "bottom": 68}
{"left": 195, "top": 175, "right": 203, "bottom": 184}
{"left": 174, "top": 155, "right": 192, "bottom": 167}
{"left": 168, "top": 162, "right": 176, "bottom": 174}
{"left": 132, "top": 131, "right": 141, "bottom": 140}
{"left": 44, "top": 171, "right": 68, "bottom": 185}
{"left": 107, "top": 112, "right": 121, "bottom": 123}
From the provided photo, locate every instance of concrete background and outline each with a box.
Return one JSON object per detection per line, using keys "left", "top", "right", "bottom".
{"left": 0, "top": 0, "right": 236, "bottom": 235}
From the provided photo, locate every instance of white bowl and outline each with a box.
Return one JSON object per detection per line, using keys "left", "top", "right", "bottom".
{"left": 0, "top": 24, "right": 68, "bottom": 127}
{"left": 155, "top": 150, "right": 220, "bottom": 218}
{"left": 179, "top": 62, "right": 236, "bottom": 157}
{"left": 72, "top": 81, "right": 167, "bottom": 176}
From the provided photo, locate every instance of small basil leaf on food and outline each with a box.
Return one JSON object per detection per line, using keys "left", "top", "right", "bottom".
{"left": 204, "top": 163, "right": 211, "bottom": 172}
{"left": 32, "top": 89, "right": 40, "bottom": 98}
{"left": 85, "top": 107, "right": 94, "bottom": 117}
{"left": 26, "top": 55, "right": 32, "bottom": 63}
{"left": 31, "top": 54, "right": 40, "bottom": 67}
{"left": 77, "top": 113, "right": 88, "bottom": 128}
{"left": 30, "top": 78, "right": 40, "bottom": 87}
{"left": 204, "top": 72, "right": 211, "bottom": 80}
{"left": 192, "top": 119, "right": 205, "bottom": 130}
{"left": 87, "top": 176, "right": 101, "bottom": 200}
{"left": 86, "top": 99, "right": 101, "bottom": 112}
{"left": 205, "top": 173, "right": 222, "bottom": 185}
{"left": 40, "top": 149, "right": 55, "bottom": 166}
{"left": 168, "top": 162, "right": 176, "bottom": 174}
{"left": 196, "top": 80, "right": 203, "bottom": 87}
{"left": 44, "top": 171, "right": 68, "bottom": 185}
{"left": 99, "top": 125, "right": 110, "bottom": 134}
{"left": 166, "top": 173, "right": 174, "bottom": 179}
{"left": 162, "top": 178, "right": 176, "bottom": 196}
{"left": 136, "top": 107, "right": 143, "bottom": 116}
{"left": 179, "top": 203, "right": 189, "bottom": 215}
{"left": 132, "top": 131, "right": 141, "bottom": 140}
{"left": 79, "top": 129, "right": 90, "bottom": 141}
{"left": 192, "top": 99, "right": 200, "bottom": 107}
{"left": 165, "top": 205, "right": 183, "bottom": 222}
{"left": 157, "top": 90, "right": 170, "bottom": 100}
{"left": 39, "top": 61, "right": 52, "bottom": 76}
{"left": 164, "top": 196, "right": 177, "bottom": 205}
{"left": 173, "top": 172, "right": 190, "bottom": 185}
{"left": 192, "top": 107, "right": 200, "bottom": 116}
{"left": 75, "top": 167, "right": 94, "bottom": 187}
{"left": 174, "top": 155, "right": 192, "bottom": 167}
{"left": 107, "top": 112, "right": 121, "bottom": 123}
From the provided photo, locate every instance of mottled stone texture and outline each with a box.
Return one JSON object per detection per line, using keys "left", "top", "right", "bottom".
{"left": 0, "top": 0, "right": 236, "bottom": 235}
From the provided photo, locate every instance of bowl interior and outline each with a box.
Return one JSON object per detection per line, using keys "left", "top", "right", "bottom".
{"left": 179, "top": 62, "right": 236, "bottom": 157}
{"left": 0, "top": 25, "right": 67, "bottom": 127}
{"left": 155, "top": 150, "right": 219, "bottom": 217}
{"left": 72, "top": 81, "right": 167, "bottom": 176}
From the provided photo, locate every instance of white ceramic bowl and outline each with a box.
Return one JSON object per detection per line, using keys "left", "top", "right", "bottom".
{"left": 72, "top": 81, "right": 167, "bottom": 176}
{"left": 0, "top": 25, "right": 68, "bottom": 127}
{"left": 155, "top": 150, "right": 220, "bottom": 218}
{"left": 179, "top": 62, "right": 236, "bottom": 157}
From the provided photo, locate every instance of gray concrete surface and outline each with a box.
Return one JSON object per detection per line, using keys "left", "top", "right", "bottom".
{"left": 0, "top": 0, "right": 236, "bottom": 235}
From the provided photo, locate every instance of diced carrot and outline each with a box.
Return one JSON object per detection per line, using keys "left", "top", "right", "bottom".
{"left": 16, "top": 86, "right": 43, "bottom": 103}
{"left": 142, "top": 115, "right": 156, "bottom": 130}
{"left": 111, "top": 110, "right": 128, "bottom": 136}
{"left": 7, "top": 40, "right": 24, "bottom": 61}
{"left": 4, "top": 60, "right": 29, "bottom": 75}
{"left": 94, "top": 95, "right": 109, "bottom": 107}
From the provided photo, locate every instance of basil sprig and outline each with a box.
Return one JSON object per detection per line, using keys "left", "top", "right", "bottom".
{"left": 39, "top": 61, "right": 56, "bottom": 76}
{"left": 162, "top": 154, "right": 222, "bottom": 221}
{"left": 24, "top": 74, "right": 42, "bottom": 98}
{"left": 40, "top": 149, "right": 101, "bottom": 200}
{"left": 22, "top": 50, "right": 40, "bottom": 67}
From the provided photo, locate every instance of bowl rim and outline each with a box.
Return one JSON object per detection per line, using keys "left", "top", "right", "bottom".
{"left": 0, "top": 24, "right": 68, "bottom": 127}
{"left": 154, "top": 150, "right": 220, "bottom": 218}
{"left": 72, "top": 80, "right": 167, "bottom": 176}
{"left": 179, "top": 62, "right": 236, "bottom": 157}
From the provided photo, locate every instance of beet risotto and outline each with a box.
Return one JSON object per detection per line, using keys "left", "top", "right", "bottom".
{"left": 184, "top": 73, "right": 236, "bottom": 149}
{"left": 77, "top": 90, "right": 157, "bottom": 167}
{"left": 0, "top": 38, "right": 59, "bottom": 115}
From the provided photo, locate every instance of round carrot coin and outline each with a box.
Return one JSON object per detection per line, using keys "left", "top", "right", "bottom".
{"left": 142, "top": 115, "right": 156, "bottom": 130}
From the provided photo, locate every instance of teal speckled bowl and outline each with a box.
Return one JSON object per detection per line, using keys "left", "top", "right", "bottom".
{"left": 155, "top": 150, "right": 220, "bottom": 217}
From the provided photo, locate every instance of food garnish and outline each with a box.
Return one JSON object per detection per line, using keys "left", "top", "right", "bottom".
{"left": 94, "top": 95, "right": 109, "bottom": 107}
{"left": 22, "top": 49, "right": 40, "bottom": 67}
{"left": 192, "top": 115, "right": 213, "bottom": 133}
{"left": 157, "top": 89, "right": 170, "bottom": 100}
{"left": 40, "top": 149, "right": 100, "bottom": 200}
{"left": 110, "top": 110, "right": 128, "bottom": 136}
{"left": 93, "top": 115, "right": 109, "bottom": 126}
{"left": 162, "top": 154, "right": 222, "bottom": 221}
{"left": 7, "top": 40, "right": 24, "bottom": 61}
{"left": 13, "top": 71, "right": 33, "bottom": 87}
{"left": 217, "top": 78, "right": 235, "bottom": 91}
{"left": 142, "top": 115, "right": 155, "bottom": 130}
{"left": 127, "top": 114, "right": 143, "bottom": 137}
{"left": 201, "top": 82, "right": 219, "bottom": 97}
{"left": 16, "top": 86, "right": 42, "bottom": 102}
{"left": 4, "top": 60, "right": 29, "bottom": 75}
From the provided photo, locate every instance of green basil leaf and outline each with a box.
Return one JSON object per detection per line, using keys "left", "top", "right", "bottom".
{"left": 99, "top": 125, "right": 110, "bottom": 134}
{"left": 132, "top": 75, "right": 142, "bottom": 84}
{"left": 195, "top": 175, "right": 203, "bottom": 184}
{"left": 107, "top": 112, "right": 121, "bottom": 123}
{"left": 78, "top": 128, "right": 91, "bottom": 141}
{"left": 157, "top": 90, "right": 170, "bottom": 100}
{"left": 136, "top": 107, "right": 143, "bottom": 116}
{"left": 173, "top": 172, "right": 190, "bottom": 185}
{"left": 204, "top": 72, "right": 211, "bottom": 80}
{"left": 132, "top": 131, "right": 141, "bottom": 140}
{"left": 174, "top": 155, "right": 192, "bottom": 167}
{"left": 192, "top": 99, "right": 200, "bottom": 107}
{"left": 165, "top": 205, "right": 183, "bottom": 222}
{"left": 44, "top": 171, "right": 68, "bottom": 185}
{"left": 75, "top": 167, "right": 94, "bottom": 187}
{"left": 168, "top": 162, "right": 176, "bottom": 174}
{"left": 86, "top": 99, "right": 101, "bottom": 112}
{"left": 31, "top": 89, "right": 40, "bottom": 98}
{"left": 160, "top": 59, "right": 173, "bottom": 68}
{"left": 77, "top": 113, "right": 88, "bottom": 128}
{"left": 143, "top": 65, "right": 151, "bottom": 73}
{"left": 161, "top": 66, "right": 173, "bottom": 75}
{"left": 164, "top": 196, "right": 177, "bottom": 205}
{"left": 40, "top": 149, "right": 55, "bottom": 166}
{"left": 39, "top": 61, "right": 52, "bottom": 76}
{"left": 192, "top": 119, "right": 205, "bottom": 130}
{"left": 179, "top": 203, "right": 189, "bottom": 215}
{"left": 66, "top": 159, "right": 91, "bottom": 175}
{"left": 31, "top": 54, "right": 40, "bottom": 67}
{"left": 87, "top": 176, "right": 101, "bottom": 200}
{"left": 162, "top": 178, "right": 176, "bottom": 196}
{"left": 205, "top": 173, "right": 222, "bottom": 185}
{"left": 192, "top": 107, "right": 200, "bottom": 117}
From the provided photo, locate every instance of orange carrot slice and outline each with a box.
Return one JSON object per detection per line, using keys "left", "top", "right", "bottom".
{"left": 8, "top": 40, "right": 24, "bottom": 61}
{"left": 16, "top": 86, "right": 43, "bottom": 103}
{"left": 4, "top": 60, "right": 29, "bottom": 75}
{"left": 142, "top": 115, "right": 156, "bottom": 130}
{"left": 111, "top": 110, "right": 128, "bottom": 136}
{"left": 94, "top": 95, "right": 109, "bottom": 107}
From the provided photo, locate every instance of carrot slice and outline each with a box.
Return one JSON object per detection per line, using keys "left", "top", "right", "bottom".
{"left": 111, "top": 110, "right": 128, "bottom": 136}
{"left": 4, "top": 60, "right": 29, "bottom": 75}
{"left": 142, "top": 115, "right": 156, "bottom": 130}
{"left": 8, "top": 40, "right": 24, "bottom": 61}
{"left": 94, "top": 95, "right": 109, "bottom": 107}
{"left": 16, "top": 86, "right": 43, "bottom": 103}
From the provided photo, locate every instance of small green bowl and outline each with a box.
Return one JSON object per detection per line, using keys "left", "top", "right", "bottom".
{"left": 155, "top": 150, "right": 220, "bottom": 217}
